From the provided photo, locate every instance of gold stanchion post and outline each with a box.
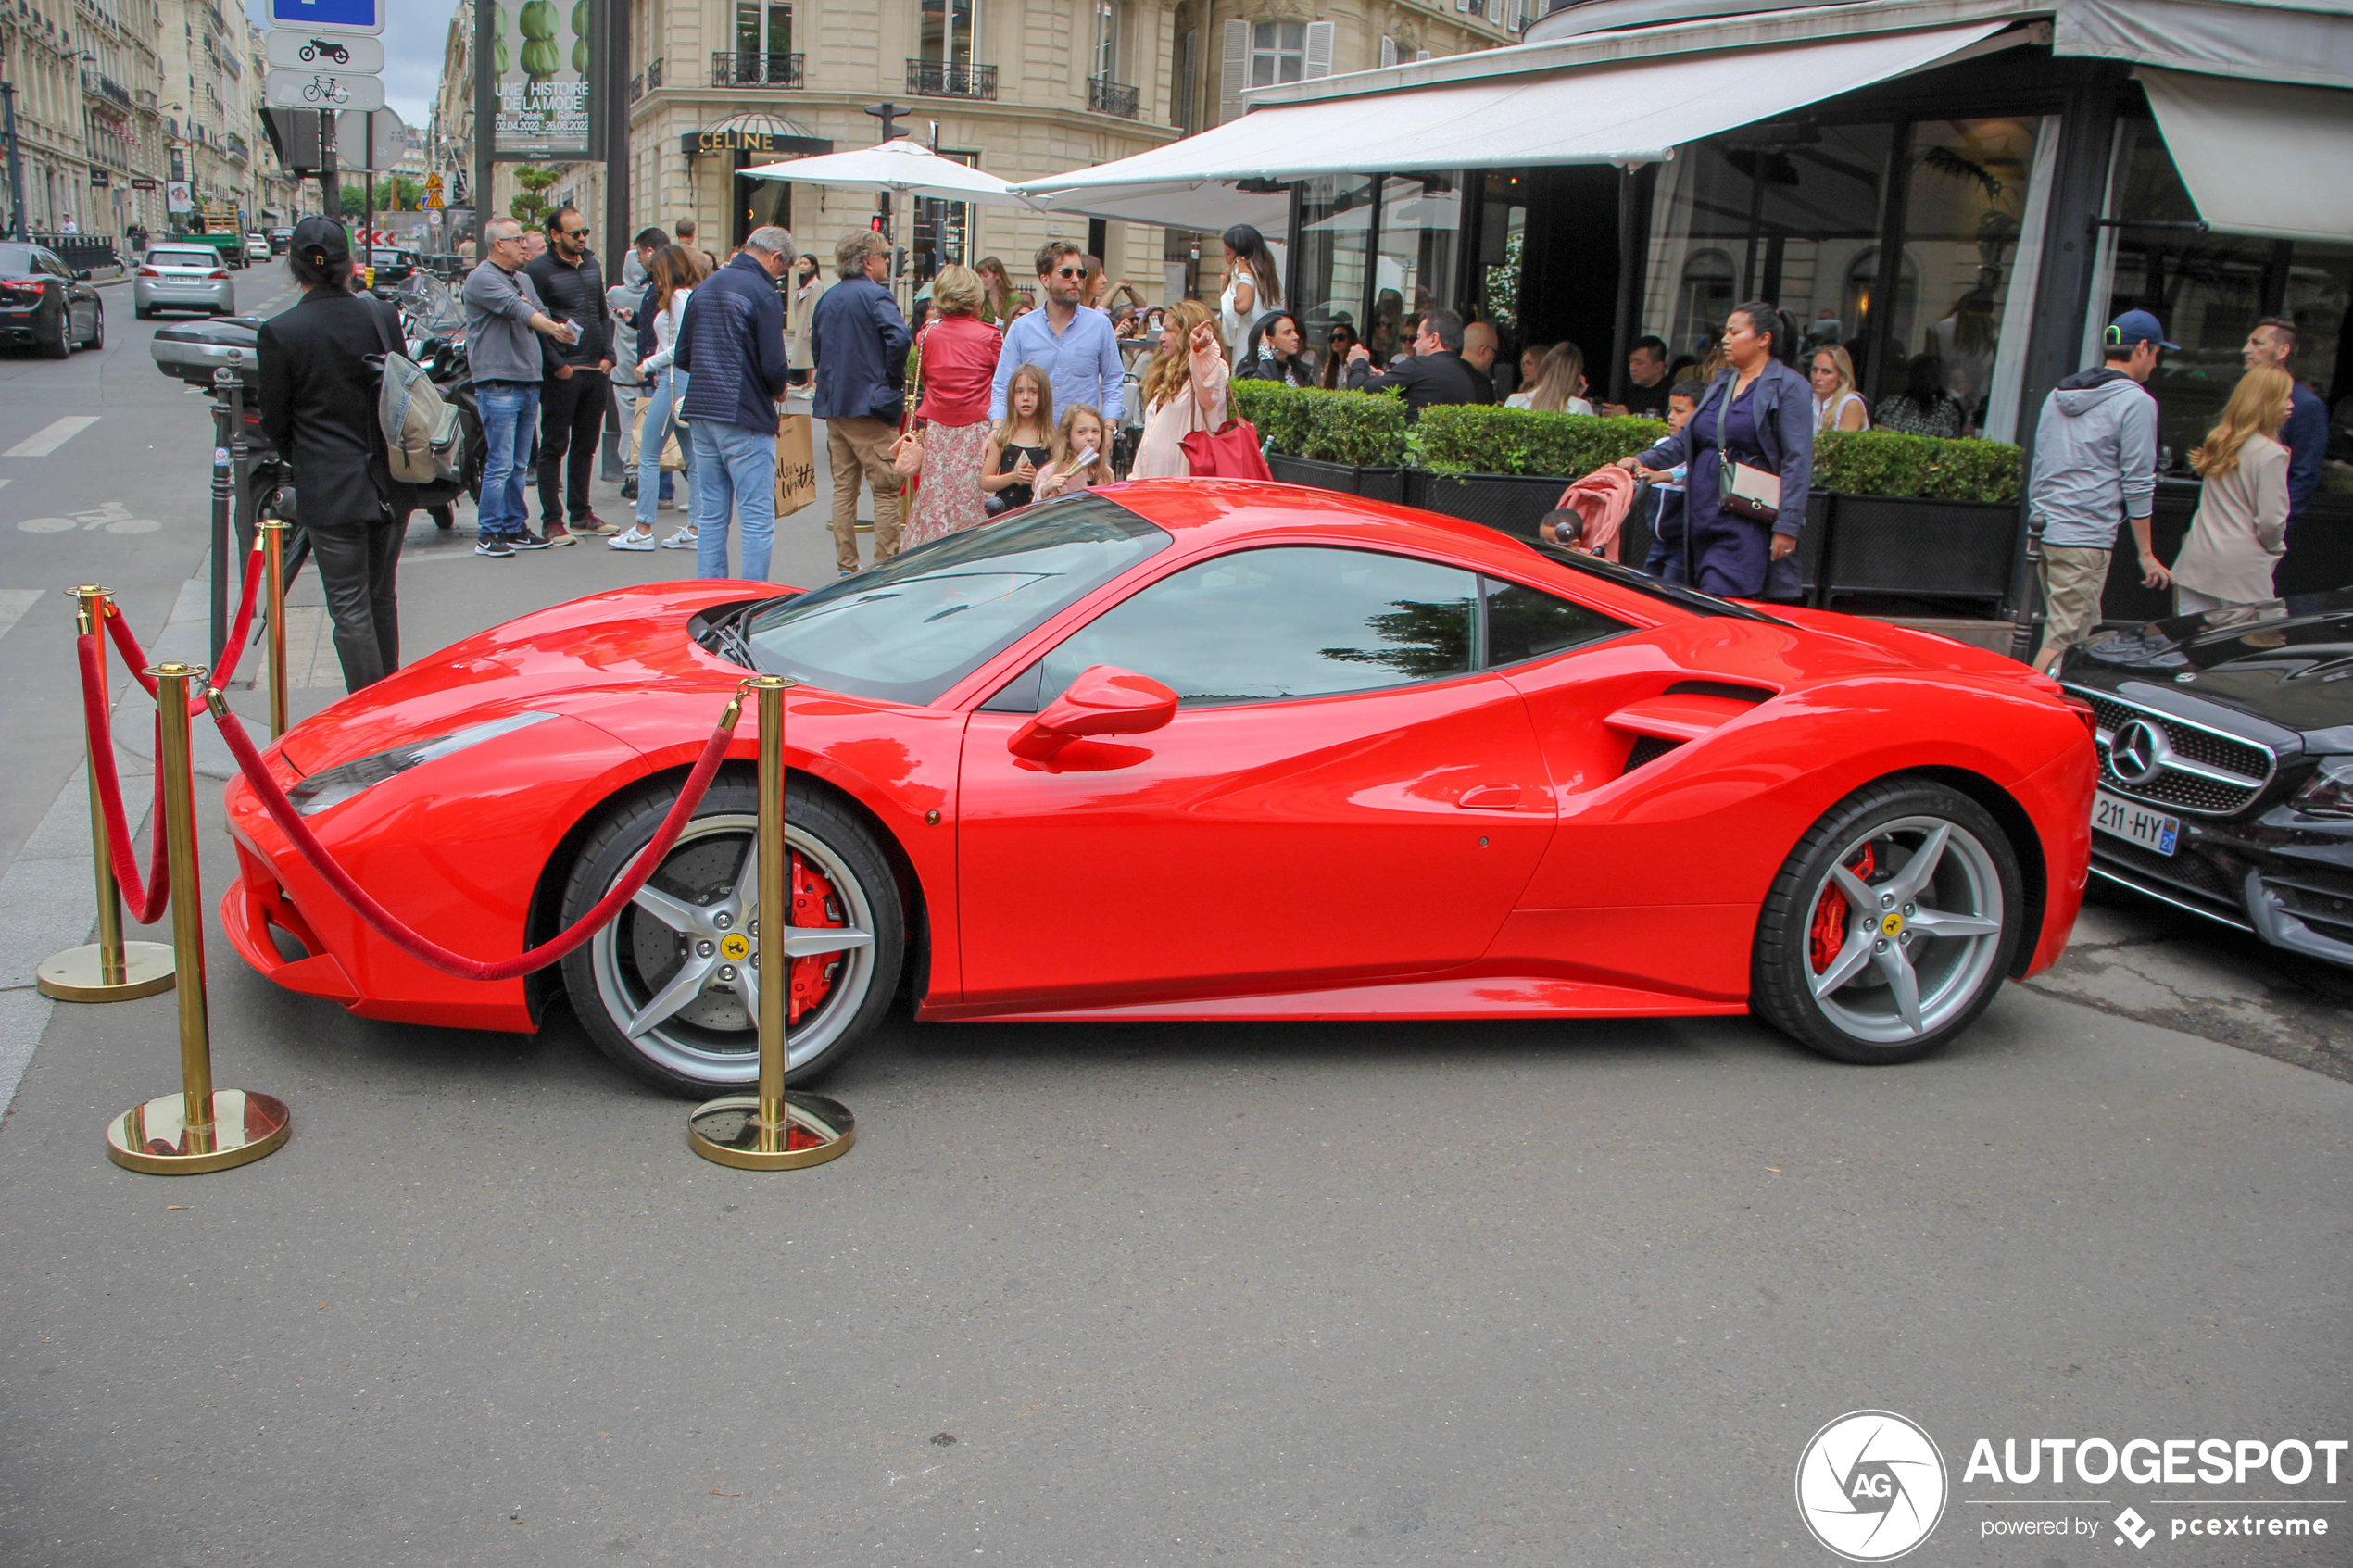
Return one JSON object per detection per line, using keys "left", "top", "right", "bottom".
{"left": 37, "top": 586, "right": 175, "bottom": 1003}
{"left": 260, "top": 521, "right": 288, "bottom": 739}
{"left": 686, "top": 675, "right": 856, "bottom": 1171}
{"left": 102, "top": 665, "right": 290, "bottom": 1175}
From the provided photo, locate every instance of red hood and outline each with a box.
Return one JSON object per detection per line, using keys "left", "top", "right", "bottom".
{"left": 277, "top": 582, "right": 791, "bottom": 775}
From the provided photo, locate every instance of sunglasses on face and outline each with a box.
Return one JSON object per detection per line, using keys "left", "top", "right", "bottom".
{"left": 1052, "top": 266, "right": 1083, "bottom": 279}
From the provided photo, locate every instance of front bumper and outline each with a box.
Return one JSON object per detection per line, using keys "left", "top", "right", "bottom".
{"left": 2090, "top": 810, "right": 2353, "bottom": 965}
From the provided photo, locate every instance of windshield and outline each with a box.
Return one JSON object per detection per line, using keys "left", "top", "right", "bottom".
{"left": 741, "top": 495, "right": 1169, "bottom": 706}
{"left": 148, "top": 249, "right": 219, "bottom": 268}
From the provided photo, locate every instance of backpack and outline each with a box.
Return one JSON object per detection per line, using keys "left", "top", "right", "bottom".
{"left": 368, "top": 300, "right": 461, "bottom": 484}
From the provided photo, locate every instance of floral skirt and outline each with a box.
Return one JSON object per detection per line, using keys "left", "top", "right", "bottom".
{"left": 901, "top": 419, "right": 990, "bottom": 547}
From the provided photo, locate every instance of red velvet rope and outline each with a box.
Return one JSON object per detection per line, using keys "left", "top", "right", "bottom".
{"left": 76, "top": 631, "right": 172, "bottom": 925}
{"left": 105, "top": 545, "right": 267, "bottom": 711}
{"left": 212, "top": 696, "right": 745, "bottom": 983}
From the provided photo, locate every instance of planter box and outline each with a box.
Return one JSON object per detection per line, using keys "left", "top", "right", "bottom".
{"left": 1265, "top": 454, "right": 1410, "bottom": 503}
{"left": 1821, "top": 494, "right": 2014, "bottom": 605}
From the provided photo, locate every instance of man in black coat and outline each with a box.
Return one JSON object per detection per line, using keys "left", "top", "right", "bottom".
{"left": 257, "top": 216, "right": 406, "bottom": 692}
{"left": 1343, "top": 307, "right": 1493, "bottom": 418}
{"left": 523, "top": 205, "right": 615, "bottom": 541}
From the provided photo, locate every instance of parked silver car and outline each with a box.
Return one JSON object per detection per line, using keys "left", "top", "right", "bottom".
{"left": 132, "top": 245, "right": 236, "bottom": 319}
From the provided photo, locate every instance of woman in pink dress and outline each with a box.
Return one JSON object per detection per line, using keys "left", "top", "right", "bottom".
{"left": 898, "top": 265, "right": 1002, "bottom": 546}
{"left": 1129, "top": 299, "right": 1228, "bottom": 480}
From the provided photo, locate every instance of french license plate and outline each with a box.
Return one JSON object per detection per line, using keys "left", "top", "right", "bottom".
{"left": 2094, "top": 790, "right": 2181, "bottom": 856}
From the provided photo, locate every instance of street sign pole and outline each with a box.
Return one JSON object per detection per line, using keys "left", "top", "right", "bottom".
{"left": 319, "top": 108, "right": 337, "bottom": 222}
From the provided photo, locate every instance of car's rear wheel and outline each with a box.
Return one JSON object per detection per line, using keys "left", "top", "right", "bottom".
{"left": 1751, "top": 778, "right": 2022, "bottom": 1064}
{"left": 39, "top": 305, "right": 69, "bottom": 358}
{"left": 559, "top": 776, "right": 902, "bottom": 1097}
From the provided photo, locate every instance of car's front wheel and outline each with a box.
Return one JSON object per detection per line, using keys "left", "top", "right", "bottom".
{"left": 1751, "top": 777, "right": 2023, "bottom": 1064}
{"left": 559, "top": 775, "right": 903, "bottom": 1097}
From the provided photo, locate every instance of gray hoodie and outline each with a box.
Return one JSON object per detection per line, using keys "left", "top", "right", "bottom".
{"left": 2027, "top": 367, "right": 2158, "bottom": 550}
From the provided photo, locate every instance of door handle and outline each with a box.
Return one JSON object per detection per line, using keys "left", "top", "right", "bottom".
{"left": 1456, "top": 784, "right": 1521, "bottom": 809}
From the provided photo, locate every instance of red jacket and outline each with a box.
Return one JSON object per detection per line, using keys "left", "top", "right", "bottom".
{"left": 915, "top": 314, "right": 1002, "bottom": 427}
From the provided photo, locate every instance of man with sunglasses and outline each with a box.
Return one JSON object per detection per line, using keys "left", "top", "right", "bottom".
{"left": 524, "top": 206, "right": 617, "bottom": 543}
{"left": 989, "top": 239, "right": 1124, "bottom": 431}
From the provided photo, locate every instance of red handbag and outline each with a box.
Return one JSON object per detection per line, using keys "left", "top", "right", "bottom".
{"left": 1178, "top": 419, "right": 1274, "bottom": 481}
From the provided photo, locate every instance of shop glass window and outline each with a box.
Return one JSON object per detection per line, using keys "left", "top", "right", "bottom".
{"left": 1644, "top": 123, "right": 1894, "bottom": 370}
{"left": 1371, "top": 175, "right": 1459, "bottom": 361}
{"left": 1887, "top": 117, "right": 2045, "bottom": 439}
{"left": 2103, "top": 118, "right": 2353, "bottom": 468}
{"left": 1251, "top": 20, "right": 1305, "bottom": 87}
{"left": 1038, "top": 547, "right": 1478, "bottom": 708}
{"left": 1477, "top": 169, "right": 1529, "bottom": 342}
{"left": 1295, "top": 174, "right": 1377, "bottom": 349}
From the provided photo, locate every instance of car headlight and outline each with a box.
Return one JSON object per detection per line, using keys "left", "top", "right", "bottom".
{"left": 2292, "top": 756, "right": 2353, "bottom": 819}
{"left": 286, "top": 711, "right": 555, "bottom": 816}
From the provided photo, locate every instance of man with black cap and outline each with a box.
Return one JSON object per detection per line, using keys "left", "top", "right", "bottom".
{"left": 2026, "top": 307, "right": 2175, "bottom": 672}
{"left": 256, "top": 216, "right": 409, "bottom": 691}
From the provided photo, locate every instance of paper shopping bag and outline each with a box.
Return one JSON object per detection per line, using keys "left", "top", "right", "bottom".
{"left": 775, "top": 414, "right": 818, "bottom": 516}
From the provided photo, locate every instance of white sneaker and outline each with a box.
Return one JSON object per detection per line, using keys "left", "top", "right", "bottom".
{"left": 660, "top": 527, "right": 698, "bottom": 549}
{"left": 609, "top": 529, "right": 656, "bottom": 551}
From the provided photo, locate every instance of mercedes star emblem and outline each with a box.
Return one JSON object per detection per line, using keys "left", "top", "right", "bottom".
{"left": 2109, "top": 718, "right": 2168, "bottom": 785}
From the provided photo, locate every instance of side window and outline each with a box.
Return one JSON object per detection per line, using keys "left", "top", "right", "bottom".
{"left": 1483, "top": 577, "right": 1629, "bottom": 667}
{"left": 1038, "top": 546, "right": 1477, "bottom": 708}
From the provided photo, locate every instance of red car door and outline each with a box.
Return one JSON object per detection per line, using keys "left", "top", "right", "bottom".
{"left": 955, "top": 546, "right": 1556, "bottom": 1007}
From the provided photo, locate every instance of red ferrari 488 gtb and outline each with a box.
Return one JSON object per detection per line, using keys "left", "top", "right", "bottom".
{"left": 223, "top": 483, "right": 2097, "bottom": 1093}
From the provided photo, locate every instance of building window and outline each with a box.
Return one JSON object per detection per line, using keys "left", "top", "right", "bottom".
{"left": 1175, "top": 26, "right": 1197, "bottom": 132}
{"left": 1091, "top": 0, "right": 1119, "bottom": 82}
{"left": 734, "top": 2, "right": 791, "bottom": 67}
{"left": 921, "top": 0, "right": 976, "bottom": 67}
{"left": 1251, "top": 20, "right": 1304, "bottom": 88}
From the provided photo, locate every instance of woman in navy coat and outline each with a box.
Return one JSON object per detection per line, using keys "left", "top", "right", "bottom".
{"left": 1620, "top": 303, "right": 1813, "bottom": 602}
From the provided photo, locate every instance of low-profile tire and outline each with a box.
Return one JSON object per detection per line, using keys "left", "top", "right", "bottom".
{"left": 81, "top": 304, "right": 103, "bottom": 351}
{"left": 558, "top": 773, "right": 903, "bottom": 1097}
{"left": 1751, "top": 776, "right": 2024, "bottom": 1065}
{"left": 39, "top": 307, "right": 69, "bottom": 358}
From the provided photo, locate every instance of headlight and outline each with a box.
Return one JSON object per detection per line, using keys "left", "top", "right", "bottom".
{"left": 286, "top": 711, "right": 555, "bottom": 816}
{"left": 2292, "top": 756, "right": 2353, "bottom": 819}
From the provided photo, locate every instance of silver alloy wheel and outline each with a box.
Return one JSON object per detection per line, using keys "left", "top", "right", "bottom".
{"left": 585, "top": 813, "right": 876, "bottom": 1085}
{"left": 1805, "top": 814, "right": 2007, "bottom": 1045}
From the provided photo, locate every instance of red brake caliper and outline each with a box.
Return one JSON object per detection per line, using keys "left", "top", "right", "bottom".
{"left": 785, "top": 852, "right": 847, "bottom": 1025}
{"left": 1808, "top": 843, "right": 1876, "bottom": 974}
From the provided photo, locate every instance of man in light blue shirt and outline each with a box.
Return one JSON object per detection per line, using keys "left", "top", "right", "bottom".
{"left": 989, "top": 239, "right": 1125, "bottom": 424}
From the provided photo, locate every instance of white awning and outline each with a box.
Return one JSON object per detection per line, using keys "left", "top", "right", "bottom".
{"left": 2138, "top": 67, "right": 2353, "bottom": 244}
{"left": 1019, "top": 20, "right": 2005, "bottom": 211}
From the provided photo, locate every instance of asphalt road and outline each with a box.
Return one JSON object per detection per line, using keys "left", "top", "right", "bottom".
{"left": 0, "top": 279, "right": 2344, "bottom": 1566}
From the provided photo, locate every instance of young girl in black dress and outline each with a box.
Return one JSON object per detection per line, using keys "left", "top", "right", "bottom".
{"left": 982, "top": 364, "right": 1055, "bottom": 514}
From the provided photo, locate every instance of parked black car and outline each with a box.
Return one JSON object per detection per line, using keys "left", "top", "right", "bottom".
{"left": 0, "top": 241, "right": 103, "bottom": 358}
{"left": 368, "top": 247, "right": 417, "bottom": 282}
{"left": 2059, "top": 591, "right": 2353, "bottom": 965}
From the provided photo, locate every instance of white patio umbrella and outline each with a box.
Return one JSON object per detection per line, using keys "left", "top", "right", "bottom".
{"left": 738, "top": 138, "right": 1038, "bottom": 207}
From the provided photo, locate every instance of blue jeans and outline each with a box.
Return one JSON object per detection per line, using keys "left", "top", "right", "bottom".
{"left": 476, "top": 383, "right": 539, "bottom": 538}
{"left": 692, "top": 420, "right": 777, "bottom": 581}
{"left": 635, "top": 368, "right": 686, "bottom": 530}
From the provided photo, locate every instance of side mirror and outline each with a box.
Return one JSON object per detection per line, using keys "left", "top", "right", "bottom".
{"left": 71, "top": 268, "right": 89, "bottom": 281}
{"left": 1009, "top": 665, "right": 1177, "bottom": 761}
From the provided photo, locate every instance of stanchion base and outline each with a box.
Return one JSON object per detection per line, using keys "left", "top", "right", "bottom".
{"left": 686, "top": 1092, "right": 854, "bottom": 1171}
{"left": 36, "top": 941, "right": 175, "bottom": 1002}
{"left": 104, "top": 1090, "right": 290, "bottom": 1175}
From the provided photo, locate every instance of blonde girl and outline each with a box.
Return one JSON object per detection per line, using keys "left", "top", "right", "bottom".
{"left": 1037, "top": 404, "right": 1114, "bottom": 500}
{"left": 1130, "top": 298, "right": 1228, "bottom": 480}
{"left": 2172, "top": 364, "right": 2295, "bottom": 611}
{"left": 982, "top": 363, "right": 1055, "bottom": 511}
{"left": 1507, "top": 340, "right": 1592, "bottom": 414}
{"left": 1810, "top": 345, "right": 1869, "bottom": 431}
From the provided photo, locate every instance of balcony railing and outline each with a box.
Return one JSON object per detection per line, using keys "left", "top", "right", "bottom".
{"left": 711, "top": 51, "right": 801, "bottom": 88}
{"left": 905, "top": 58, "right": 996, "bottom": 98}
{"left": 224, "top": 132, "right": 247, "bottom": 163}
{"left": 629, "top": 57, "right": 667, "bottom": 101}
{"left": 81, "top": 69, "right": 132, "bottom": 109}
{"left": 1088, "top": 76, "right": 1139, "bottom": 118}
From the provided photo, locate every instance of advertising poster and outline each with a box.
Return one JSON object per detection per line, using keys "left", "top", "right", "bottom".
{"left": 486, "top": 0, "right": 596, "bottom": 159}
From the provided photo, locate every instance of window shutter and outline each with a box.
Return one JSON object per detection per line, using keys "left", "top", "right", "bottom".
{"left": 1219, "top": 18, "right": 1250, "bottom": 119}
{"left": 1414, "top": 48, "right": 1430, "bottom": 61}
{"left": 1303, "top": 19, "right": 1334, "bottom": 77}
{"left": 1378, "top": 34, "right": 1397, "bottom": 69}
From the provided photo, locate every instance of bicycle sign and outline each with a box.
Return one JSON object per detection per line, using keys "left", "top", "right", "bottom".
{"left": 263, "top": 66, "right": 384, "bottom": 111}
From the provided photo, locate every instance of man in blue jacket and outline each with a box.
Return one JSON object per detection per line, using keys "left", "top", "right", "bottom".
{"left": 673, "top": 225, "right": 795, "bottom": 581}
{"left": 811, "top": 230, "right": 911, "bottom": 575}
